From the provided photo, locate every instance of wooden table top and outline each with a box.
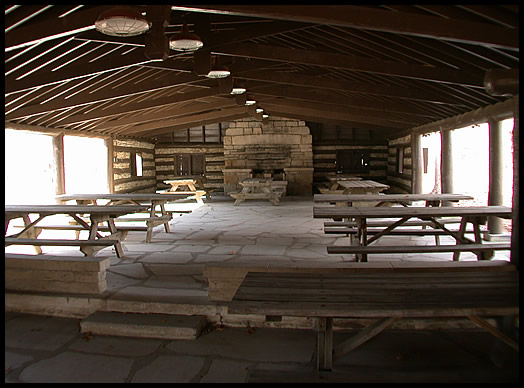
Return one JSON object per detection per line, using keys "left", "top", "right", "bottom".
{"left": 314, "top": 193, "right": 474, "bottom": 202}
{"left": 337, "top": 180, "right": 390, "bottom": 189}
{"left": 313, "top": 205, "right": 513, "bottom": 219}
{"left": 56, "top": 193, "right": 193, "bottom": 201}
{"left": 5, "top": 204, "right": 147, "bottom": 216}
{"left": 164, "top": 179, "right": 197, "bottom": 184}
{"left": 327, "top": 176, "right": 363, "bottom": 181}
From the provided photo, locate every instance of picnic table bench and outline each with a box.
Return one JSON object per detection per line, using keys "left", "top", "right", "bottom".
{"left": 204, "top": 261, "right": 519, "bottom": 371}
{"left": 229, "top": 178, "right": 284, "bottom": 206}
{"left": 5, "top": 204, "right": 147, "bottom": 257}
{"left": 313, "top": 205, "right": 513, "bottom": 261}
{"left": 56, "top": 193, "right": 193, "bottom": 243}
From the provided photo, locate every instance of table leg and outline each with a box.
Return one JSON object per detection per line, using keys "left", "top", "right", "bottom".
{"left": 356, "top": 217, "right": 367, "bottom": 262}
{"left": 106, "top": 218, "right": 124, "bottom": 257}
{"left": 316, "top": 317, "right": 333, "bottom": 371}
{"left": 453, "top": 218, "right": 468, "bottom": 261}
{"left": 22, "top": 214, "right": 42, "bottom": 254}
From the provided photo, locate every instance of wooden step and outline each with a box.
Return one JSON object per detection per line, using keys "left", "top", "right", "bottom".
{"left": 80, "top": 312, "right": 207, "bottom": 340}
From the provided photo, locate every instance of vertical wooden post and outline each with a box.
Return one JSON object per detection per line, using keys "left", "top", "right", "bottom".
{"left": 487, "top": 118, "right": 504, "bottom": 236}
{"left": 52, "top": 133, "right": 65, "bottom": 204}
{"left": 440, "top": 128, "right": 454, "bottom": 206}
{"left": 105, "top": 136, "right": 114, "bottom": 194}
{"left": 411, "top": 133, "right": 423, "bottom": 194}
{"left": 510, "top": 96, "right": 519, "bottom": 269}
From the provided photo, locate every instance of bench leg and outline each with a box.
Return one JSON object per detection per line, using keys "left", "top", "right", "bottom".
{"left": 316, "top": 317, "right": 333, "bottom": 371}
{"left": 333, "top": 317, "right": 399, "bottom": 363}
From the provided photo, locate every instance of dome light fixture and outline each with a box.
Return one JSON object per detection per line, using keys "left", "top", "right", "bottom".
{"left": 230, "top": 86, "right": 246, "bottom": 95}
{"left": 169, "top": 19, "right": 204, "bottom": 52}
{"left": 206, "top": 57, "right": 230, "bottom": 79}
{"left": 95, "top": 7, "right": 151, "bottom": 37}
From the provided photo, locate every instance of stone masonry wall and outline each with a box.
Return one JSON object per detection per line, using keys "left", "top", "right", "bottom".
{"left": 223, "top": 117, "right": 313, "bottom": 195}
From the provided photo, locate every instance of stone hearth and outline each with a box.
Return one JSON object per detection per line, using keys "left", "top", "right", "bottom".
{"left": 223, "top": 117, "right": 313, "bottom": 195}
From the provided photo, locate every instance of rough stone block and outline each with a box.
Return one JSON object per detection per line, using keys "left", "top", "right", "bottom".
{"left": 5, "top": 254, "right": 110, "bottom": 272}
{"left": 80, "top": 312, "right": 207, "bottom": 340}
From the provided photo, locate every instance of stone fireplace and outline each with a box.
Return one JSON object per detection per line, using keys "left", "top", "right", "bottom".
{"left": 223, "top": 116, "right": 313, "bottom": 195}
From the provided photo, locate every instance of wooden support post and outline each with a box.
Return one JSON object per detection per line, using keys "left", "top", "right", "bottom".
{"left": 440, "top": 129, "right": 454, "bottom": 206}
{"left": 487, "top": 118, "right": 505, "bottom": 235}
{"left": 510, "top": 96, "right": 519, "bottom": 269}
{"left": 412, "top": 133, "right": 423, "bottom": 194}
{"left": 105, "top": 136, "right": 114, "bottom": 194}
{"left": 52, "top": 134, "right": 65, "bottom": 204}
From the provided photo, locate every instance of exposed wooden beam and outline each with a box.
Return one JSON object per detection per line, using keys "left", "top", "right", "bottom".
{"left": 5, "top": 48, "right": 159, "bottom": 95}
{"left": 144, "top": 5, "right": 171, "bottom": 61}
{"left": 262, "top": 108, "right": 397, "bottom": 134}
{"left": 125, "top": 106, "right": 252, "bottom": 136}
{"left": 215, "top": 43, "right": 486, "bottom": 87}
{"left": 7, "top": 71, "right": 206, "bottom": 120}
{"left": 249, "top": 84, "right": 443, "bottom": 119}
{"left": 172, "top": 5, "right": 518, "bottom": 49}
{"left": 260, "top": 100, "right": 413, "bottom": 129}
{"left": 58, "top": 86, "right": 232, "bottom": 126}
{"left": 236, "top": 70, "right": 470, "bottom": 106}
{"left": 85, "top": 98, "right": 238, "bottom": 131}
{"left": 5, "top": 6, "right": 116, "bottom": 51}
{"left": 7, "top": 58, "right": 278, "bottom": 120}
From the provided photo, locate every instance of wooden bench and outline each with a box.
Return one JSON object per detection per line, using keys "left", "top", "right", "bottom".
{"left": 229, "top": 191, "right": 282, "bottom": 206}
{"left": 324, "top": 224, "right": 488, "bottom": 245}
{"left": 160, "top": 190, "right": 206, "bottom": 203}
{"left": 203, "top": 261, "right": 519, "bottom": 371}
{"left": 326, "top": 242, "right": 511, "bottom": 261}
{"left": 5, "top": 253, "right": 110, "bottom": 294}
{"left": 5, "top": 237, "right": 119, "bottom": 257}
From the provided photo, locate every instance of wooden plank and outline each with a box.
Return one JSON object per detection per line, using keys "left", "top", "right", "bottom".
{"left": 314, "top": 193, "right": 473, "bottom": 202}
{"left": 313, "top": 205, "right": 513, "bottom": 219}
{"left": 5, "top": 238, "right": 118, "bottom": 246}
{"left": 326, "top": 243, "right": 511, "bottom": 255}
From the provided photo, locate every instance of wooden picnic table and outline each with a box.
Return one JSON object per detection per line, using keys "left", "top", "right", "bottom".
{"left": 163, "top": 178, "right": 206, "bottom": 203}
{"left": 314, "top": 193, "right": 474, "bottom": 207}
{"left": 327, "top": 175, "right": 362, "bottom": 190}
{"left": 337, "top": 180, "right": 390, "bottom": 195}
{"left": 56, "top": 193, "right": 192, "bottom": 243}
{"left": 229, "top": 178, "right": 283, "bottom": 206}
{"left": 5, "top": 204, "right": 147, "bottom": 257}
{"left": 313, "top": 205, "right": 512, "bottom": 262}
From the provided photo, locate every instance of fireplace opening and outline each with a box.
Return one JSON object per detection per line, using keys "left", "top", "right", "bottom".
{"left": 250, "top": 168, "right": 286, "bottom": 180}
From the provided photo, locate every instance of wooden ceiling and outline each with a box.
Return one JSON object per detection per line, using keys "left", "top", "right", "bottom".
{"left": 5, "top": 5, "right": 519, "bottom": 140}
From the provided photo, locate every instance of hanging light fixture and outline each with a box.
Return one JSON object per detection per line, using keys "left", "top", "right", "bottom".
{"left": 95, "top": 7, "right": 151, "bottom": 37}
{"left": 207, "top": 56, "right": 230, "bottom": 79}
{"left": 169, "top": 17, "right": 203, "bottom": 52}
{"left": 245, "top": 96, "right": 256, "bottom": 106}
{"left": 230, "top": 84, "right": 246, "bottom": 95}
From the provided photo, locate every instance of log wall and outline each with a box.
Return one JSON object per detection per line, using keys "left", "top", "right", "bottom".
{"left": 154, "top": 145, "right": 225, "bottom": 192}
{"left": 387, "top": 134, "right": 413, "bottom": 193}
{"left": 112, "top": 138, "right": 156, "bottom": 193}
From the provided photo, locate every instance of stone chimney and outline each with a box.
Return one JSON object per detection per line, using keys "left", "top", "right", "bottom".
{"left": 223, "top": 116, "right": 313, "bottom": 195}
